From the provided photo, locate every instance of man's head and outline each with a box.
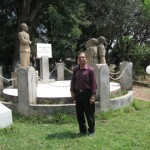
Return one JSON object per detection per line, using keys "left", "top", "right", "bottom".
{"left": 77, "top": 51, "right": 88, "bottom": 65}
{"left": 20, "top": 23, "right": 28, "bottom": 32}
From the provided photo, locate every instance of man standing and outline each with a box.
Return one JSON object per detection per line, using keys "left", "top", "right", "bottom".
{"left": 70, "top": 51, "right": 97, "bottom": 136}
{"left": 18, "top": 23, "right": 32, "bottom": 67}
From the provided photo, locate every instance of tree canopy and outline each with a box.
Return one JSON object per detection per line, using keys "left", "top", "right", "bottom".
{"left": 0, "top": 0, "right": 150, "bottom": 75}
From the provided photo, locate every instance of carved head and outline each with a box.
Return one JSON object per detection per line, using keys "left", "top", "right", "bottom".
{"left": 21, "top": 23, "right": 28, "bottom": 32}
{"left": 97, "top": 36, "right": 105, "bottom": 44}
{"left": 85, "top": 38, "right": 99, "bottom": 48}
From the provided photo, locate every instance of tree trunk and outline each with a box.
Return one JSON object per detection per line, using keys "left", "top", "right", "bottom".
{"left": 12, "top": 0, "right": 43, "bottom": 71}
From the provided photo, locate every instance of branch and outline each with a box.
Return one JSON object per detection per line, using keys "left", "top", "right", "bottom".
{"left": 29, "top": 0, "right": 43, "bottom": 23}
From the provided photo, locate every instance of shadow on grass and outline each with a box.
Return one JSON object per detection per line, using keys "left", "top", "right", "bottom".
{"left": 46, "top": 131, "right": 85, "bottom": 140}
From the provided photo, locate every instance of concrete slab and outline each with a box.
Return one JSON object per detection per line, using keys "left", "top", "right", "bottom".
{"left": 0, "top": 103, "right": 13, "bottom": 128}
{"left": 3, "top": 81, "right": 120, "bottom": 98}
{"left": 110, "top": 82, "right": 121, "bottom": 94}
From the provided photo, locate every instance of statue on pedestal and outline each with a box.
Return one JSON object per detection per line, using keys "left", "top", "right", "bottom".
{"left": 85, "top": 36, "right": 106, "bottom": 67}
{"left": 18, "top": 23, "right": 31, "bottom": 67}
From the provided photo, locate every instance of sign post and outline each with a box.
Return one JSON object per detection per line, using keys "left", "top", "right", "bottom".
{"left": 37, "top": 43, "right": 52, "bottom": 82}
{"left": 37, "top": 43, "right": 52, "bottom": 58}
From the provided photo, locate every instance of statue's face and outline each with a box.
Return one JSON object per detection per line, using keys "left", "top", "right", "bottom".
{"left": 23, "top": 25, "right": 28, "bottom": 32}
{"left": 21, "top": 24, "right": 28, "bottom": 32}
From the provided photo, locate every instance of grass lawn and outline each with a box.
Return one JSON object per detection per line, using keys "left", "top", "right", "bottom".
{"left": 0, "top": 98, "right": 150, "bottom": 150}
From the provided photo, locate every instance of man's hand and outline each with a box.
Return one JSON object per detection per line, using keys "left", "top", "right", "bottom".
{"left": 71, "top": 91, "right": 76, "bottom": 103}
{"left": 71, "top": 91, "right": 75, "bottom": 97}
{"left": 90, "top": 96, "right": 95, "bottom": 104}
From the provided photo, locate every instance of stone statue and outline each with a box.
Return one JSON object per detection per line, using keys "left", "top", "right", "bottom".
{"left": 85, "top": 36, "right": 106, "bottom": 67}
{"left": 97, "top": 36, "right": 106, "bottom": 64}
{"left": 85, "top": 38, "right": 99, "bottom": 67}
{"left": 18, "top": 23, "right": 31, "bottom": 67}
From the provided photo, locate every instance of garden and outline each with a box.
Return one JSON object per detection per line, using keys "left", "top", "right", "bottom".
{"left": 0, "top": 98, "right": 150, "bottom": 150}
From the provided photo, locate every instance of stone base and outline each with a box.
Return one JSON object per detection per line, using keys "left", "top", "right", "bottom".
{"left": 0, "top": 103, "right": 13, "bottom": 128}
{"left": 38, "top": 79, "right": 56, "bottom": 84}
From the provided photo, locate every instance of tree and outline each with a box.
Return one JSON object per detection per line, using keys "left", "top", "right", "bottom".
{"left": 1, "top": 0, "right": 45, "bottom": 70}
{"left": 1, "top": 0, "right": 150, "bottom": 76}
{"left": 0, "top": 0, "right": 87, "bottom": 71}
{"left": 78, "top": 0, "right": 150, "bottom": 64}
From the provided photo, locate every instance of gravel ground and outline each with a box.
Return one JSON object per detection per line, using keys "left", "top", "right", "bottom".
{"left": 133, "top": 85, "right": 150, "bottom": 101}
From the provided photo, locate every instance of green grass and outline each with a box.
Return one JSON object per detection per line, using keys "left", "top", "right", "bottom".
{"left": 110, "top": 90, "right": 128, "bottom": 99}
{"left": 0, "top": 98, "right": 150, "bottom": 150}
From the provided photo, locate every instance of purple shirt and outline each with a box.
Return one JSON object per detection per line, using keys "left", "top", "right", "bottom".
{"left": 70, "top": 64, "right": 97, "bottom": 95}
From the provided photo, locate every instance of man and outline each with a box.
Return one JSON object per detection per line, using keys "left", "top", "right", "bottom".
{"left": 70, "top": 51, "right": 97, "bottom": 136}
{"left": 18, "top": 23, "right": 32, "bottom": 67}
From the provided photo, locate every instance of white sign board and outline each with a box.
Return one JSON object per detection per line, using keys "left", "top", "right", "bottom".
{"left": 37, "top": 43, "right": 52, "bottom": 58}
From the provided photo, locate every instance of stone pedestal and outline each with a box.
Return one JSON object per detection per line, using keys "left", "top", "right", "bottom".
{"left": 40, "top": 56, "right": 49, "bottom": 82}
{"left": 120, "top": 61, "right": 133, "bottom": 90}
{"left": 95, "top": 64, "right": 110, "bottom": 112}
{"left": 17, "top": 67, "right": 37, "bottom": 116}
{"left": 0, "top": 103, "right": 13, "bottom": 128}
{"left": 57, "top": 63, "right": 64, "bottom": 81}
{"left": 28, "top": 67, "right": 37, "bottom": 104}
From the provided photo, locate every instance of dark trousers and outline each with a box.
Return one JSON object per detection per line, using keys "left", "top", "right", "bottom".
{"left": 75, "top": 89, "right": 95, "bottom": 133}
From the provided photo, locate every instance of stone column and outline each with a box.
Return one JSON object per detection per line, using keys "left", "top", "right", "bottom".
{"left": 120, "top": 61, "right": 133, "bottom": 90}
{"left": 40, "top": 56, "right": 49, "bottom": 82}
{"left": 28, "top": 67, "right": 37, "bottom": 104}
{"left": 17, "top": 67, "right": 37, "bottom": 116}
{"left": 95, "top": 64, "right": 110, "bottom": 112}
{"left": 56, "top": 63, "right": 64, "bottom": 81}
{"left": 0, "top": 66, "right": 3, "bottom": 97}
{"left": 17, "top": 68, "right": 29, "bottom": 115}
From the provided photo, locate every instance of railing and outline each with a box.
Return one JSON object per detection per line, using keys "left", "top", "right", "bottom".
{"left": 109, "top": 67, "right": 127, "bottom": 81}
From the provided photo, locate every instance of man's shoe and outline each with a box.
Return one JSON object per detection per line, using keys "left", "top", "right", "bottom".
{"left": 88, "top": 132, "right": 94, "bottom": 136}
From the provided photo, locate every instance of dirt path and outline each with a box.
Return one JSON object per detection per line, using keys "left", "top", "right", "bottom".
{"left": 133, "top": 85, "right": 150, "bottom": 101}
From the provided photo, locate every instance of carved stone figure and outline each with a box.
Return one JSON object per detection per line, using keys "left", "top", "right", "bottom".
{"left": 97, "top": 36, "right": 106, "bottom": 64}
{"left": 18, "top": 23, "right": 31, "bottom": 67}
{"left": 85, "top": 36, "right": 106, "bottom": 67}
{"left": 85, "top": 38, "right": 98, "bottom": 67}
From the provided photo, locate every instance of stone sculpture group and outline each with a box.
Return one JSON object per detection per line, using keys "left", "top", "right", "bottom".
{"left": 18, "top": 22, "right": 107, "bottom": 68}
{"left": 85, "top": 36, "right": 106, "bottom": 67}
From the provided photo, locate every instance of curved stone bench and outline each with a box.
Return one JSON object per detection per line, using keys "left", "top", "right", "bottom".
{"left": 109, "top": 91, "right": 133, "bottom": 110}
{"left": 1, "top": 91, "right": 133, "bottom": 116}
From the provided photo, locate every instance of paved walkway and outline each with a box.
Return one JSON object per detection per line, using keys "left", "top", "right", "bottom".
{"left": 133, "top": 85, "right": 150, "bottom": 101}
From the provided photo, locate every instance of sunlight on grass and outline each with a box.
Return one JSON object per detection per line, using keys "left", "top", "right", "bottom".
{"left": 0, "top": 99, "right": 150, "bottom": 150}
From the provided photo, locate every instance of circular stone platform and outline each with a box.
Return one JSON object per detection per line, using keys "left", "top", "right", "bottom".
{"left": 3, "top": 81, "right": 120, "bottom": 98}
